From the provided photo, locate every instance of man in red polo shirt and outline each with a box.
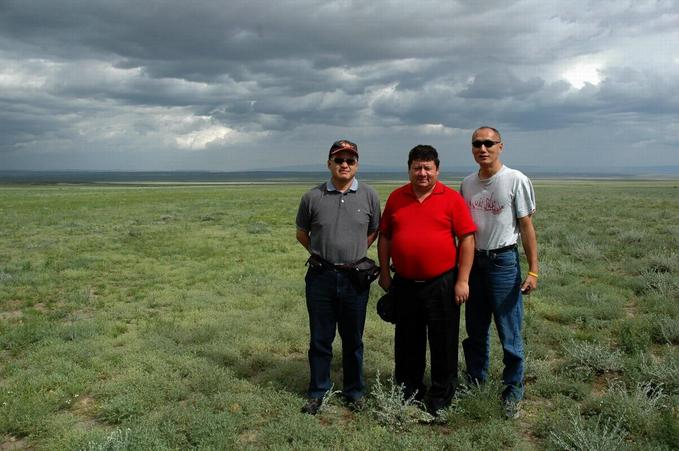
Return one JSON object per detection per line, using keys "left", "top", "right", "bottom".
{"left": 378, "top": 144, "right": 476, "bottom": 415}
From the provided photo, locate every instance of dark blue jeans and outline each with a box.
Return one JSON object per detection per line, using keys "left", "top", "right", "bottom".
{"left": 463, "top": 248, "right": 525, "bottom": 401}
{"left": 305, "top": 267, "right": 369, "bottom": 401}
{"left": 393, "top": 269, "right": 459, "bottom": 410}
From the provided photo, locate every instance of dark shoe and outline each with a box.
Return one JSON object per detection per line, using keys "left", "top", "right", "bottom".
{"left": 501, "top": 384, "right": 523, "bottom": 419}
{"left": 425, "top": 388, "right": 455, "bottom": 416}
{"left": 404, "top": 386, "right": 427, "bottom": 403}
{"left": 346, "top": 397, "right": 366, "bottom": 412}
{"left": 301, "top": 398, "right": 323, "bottom": 415}
{"left": 425, "top": 400, "right": 442, "bottom": 416}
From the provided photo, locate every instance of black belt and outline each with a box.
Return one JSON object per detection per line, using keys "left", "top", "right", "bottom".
{"left": 475, "top": 243, "right": 517, "bottom": 257}
{"left": 396, "top": 268, "right": 455, "bottom": 285}
{"left": 307, "top": 254, "right": 361, "bottom": 271}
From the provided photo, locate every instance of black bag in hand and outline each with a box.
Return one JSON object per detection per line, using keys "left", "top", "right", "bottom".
{"left": 376, "top": 291, "right": 396, "bottom": 323}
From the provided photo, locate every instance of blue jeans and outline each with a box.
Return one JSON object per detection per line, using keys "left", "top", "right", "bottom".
{"left": 463, "top": 248, "right": 524, "bottom": 401}
{"left": 305, "top": 267, "right": 369, "bottom": 401}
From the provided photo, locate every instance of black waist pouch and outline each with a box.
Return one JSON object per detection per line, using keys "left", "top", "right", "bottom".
{"left": 349, "top": 257, "right": 380, "bottom": 291}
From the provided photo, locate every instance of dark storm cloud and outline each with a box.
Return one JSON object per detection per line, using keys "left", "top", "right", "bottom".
{"left": 598, "top": 67, "right": 679, "bottom": 115}
{"left": 459, "top": 73, "right": 545, "bottom": 100}
{"left": 1, "top": 0, "right": 678, "bottom": 170}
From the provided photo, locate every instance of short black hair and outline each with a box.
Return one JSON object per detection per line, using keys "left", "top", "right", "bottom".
{"left": 408, "top": 145, "right": 440, "bottom": 168}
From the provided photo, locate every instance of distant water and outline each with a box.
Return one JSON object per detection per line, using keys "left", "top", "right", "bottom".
{"left": 1, "top": 169, "right": 677, "bottom": 184}
{"left": 0, "top": 170, "right": 411, "bottom": 184}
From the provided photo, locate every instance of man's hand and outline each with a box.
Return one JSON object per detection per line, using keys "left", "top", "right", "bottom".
{"left": 454, "top": 280, "right": 469, "bottom": 305}
{"left": 377, "top": 234, "right": 392, "bottom": 291}
{"left": 379, "top": 271, "right": 392, "bottom": 291}
{"left": 455, "top": 232, "right": 474, "bottom": 305}
{"left": 518, "top": 214, "right": 538, "bottom": 296}
{"left": 521, "top": 273, "right": 537, "bottom": 295}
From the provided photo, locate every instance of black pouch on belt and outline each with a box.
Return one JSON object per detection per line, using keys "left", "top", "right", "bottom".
{"left": 349, "top": 257, "right": 381, "bottom": 291}
{"left": 306, "top": 254, "right": 327, "bottom": 270}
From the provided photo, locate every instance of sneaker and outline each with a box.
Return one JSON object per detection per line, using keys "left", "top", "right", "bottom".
{"left": 301, "top": 398, "right": 323, "bottom": 415}
{"left": 503, "top": 400, "right": 521, "bottom": 419}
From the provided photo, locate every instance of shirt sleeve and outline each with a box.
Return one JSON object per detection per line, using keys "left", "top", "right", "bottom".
{"left": 451, "top": 191, "right": 477, "bottom": 238}
{"left": 295, "top": 193, "right": 311, "bottom": 231}
{"left": 514, "top": 174, "right": 536, "bottom": 218}
{"left": 379, "top": 195, "right": 393, "bottom": 237}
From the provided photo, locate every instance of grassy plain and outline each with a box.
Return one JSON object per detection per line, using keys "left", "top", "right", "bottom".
{"left": 1, "top": 179, "right": 678, "bottom": 450}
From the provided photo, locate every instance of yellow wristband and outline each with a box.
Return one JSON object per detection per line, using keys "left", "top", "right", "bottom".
{"left": 527, "top": 271, "right": 539, "bottom": 278}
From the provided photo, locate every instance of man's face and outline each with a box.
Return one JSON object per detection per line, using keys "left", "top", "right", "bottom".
{"left": 327, "top": 150, "right": 358, "bottom": 183}
{"left": 472, "top": 128, "right": 503, "bottom": 167}
{"left": 408, "top": 159, "right": 439, "bottom": 191}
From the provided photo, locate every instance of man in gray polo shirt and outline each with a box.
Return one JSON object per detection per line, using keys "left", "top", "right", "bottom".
{"left": 296, "top": 139, "right": 380, "bottom": 415}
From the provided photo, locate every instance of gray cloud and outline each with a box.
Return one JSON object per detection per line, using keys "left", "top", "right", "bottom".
{"left": 1, "top": 0, "right": 678, "bottom": 171}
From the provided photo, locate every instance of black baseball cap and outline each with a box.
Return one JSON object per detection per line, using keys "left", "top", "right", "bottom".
{"left": 328, "top": 139, "right": 358, "bottom": 158}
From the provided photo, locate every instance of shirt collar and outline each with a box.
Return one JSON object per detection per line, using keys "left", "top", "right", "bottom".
{"left": 327, "top": 178, "right": 358, "bottom": 192}
{"left": 408, "top": 180, "right": 444, "bottom": 197}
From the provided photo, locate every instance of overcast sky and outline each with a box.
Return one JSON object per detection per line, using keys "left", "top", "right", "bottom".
{"left": 1, "top": 0, "right": 678, "bottom": 171}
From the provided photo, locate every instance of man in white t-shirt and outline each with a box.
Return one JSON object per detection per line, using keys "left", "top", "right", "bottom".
{"left": 460, "top": 126, "right": 539, "bottom": 419}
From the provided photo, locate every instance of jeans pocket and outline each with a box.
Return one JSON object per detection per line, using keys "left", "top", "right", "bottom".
{"left": 491, "top": 251, "right": 518, "bottom": 270}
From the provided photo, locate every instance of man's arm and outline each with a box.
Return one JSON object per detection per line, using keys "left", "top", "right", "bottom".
{"left": 518, "top": 214, "right": 538, "bottom": 293}
{"left": 367, "top": 230, "right": 378, "bottom": 248}
{"left": 454, "top": 233, "right": 475, "bottom": 305}
{"left": 367, "top": 189, "right": 381, "bottom": 249}
{"left": 377, "top": 234, "right": 392, "bottom": 291}
{"left": 296, "top": 228, "right": 311, "bottom": 253}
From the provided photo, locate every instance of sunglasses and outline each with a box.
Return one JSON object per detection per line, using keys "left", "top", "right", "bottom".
{"left": 332, "top": 157, "right": 357, "bottom": 166}
{"left": 472, "top": 140, "right": 501, "bottom": 148}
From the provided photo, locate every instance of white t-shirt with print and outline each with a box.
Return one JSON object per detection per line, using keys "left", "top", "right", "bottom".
{"left": 460, "top": 165, "right": 536, "bottom": 251}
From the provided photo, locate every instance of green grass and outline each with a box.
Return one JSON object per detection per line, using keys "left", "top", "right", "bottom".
{"left": 1, "top": 180, "right": 678, "bottom": 449}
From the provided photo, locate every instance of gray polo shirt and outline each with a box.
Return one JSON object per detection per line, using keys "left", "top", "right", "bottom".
{"left": 296, "top": 178, "right": 380, "bottom": 264}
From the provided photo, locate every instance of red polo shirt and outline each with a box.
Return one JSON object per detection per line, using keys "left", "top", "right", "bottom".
{"left": 380, "top": 181, "right": 476, "bottom": 280}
